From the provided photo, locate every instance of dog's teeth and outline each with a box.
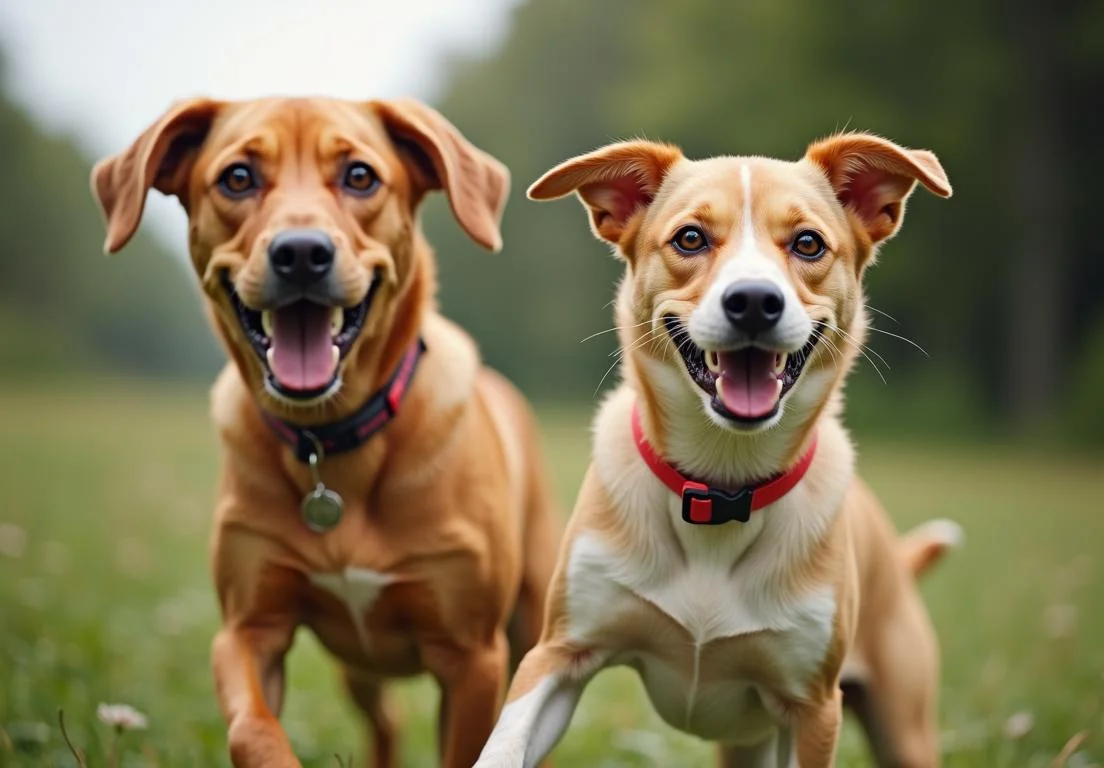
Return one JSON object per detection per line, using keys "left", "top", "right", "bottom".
{"left": 705, "top": 350, "right": 721, "bottom": 374}
{"left": 715, "top": 376, "right": 726, "bottom": 400}
{"left": 266, "top": 347, "right": 276, "bottom": 370}
{"left": 331, "top": 345, "right": 340, "bottom": 367}
{"left": 774, "top": 354, "right": 787, "bottom": 375}
{"left": 331, "top": 307, "right": 343, "bottom": 335}
{"left": 261, "top": 310, "right": 273, "bottom": 337}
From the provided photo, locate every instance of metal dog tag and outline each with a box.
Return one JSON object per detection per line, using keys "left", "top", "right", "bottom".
{"left": 301, "top": 440, "right": 344, "bottom": 533}
{"left": 302, "top": 484, "right": 344, "bottom": 532}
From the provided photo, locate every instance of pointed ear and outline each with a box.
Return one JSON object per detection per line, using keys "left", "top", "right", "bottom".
{"left": 804, "top": 132, "right": 952, "bottom": 244}
{"left": 90, "top": 98, "right": 222, "bottom": 254}
{"left": 371, "top": 99, "right": 510, "bottom": 252}
{"left": 528, "top": 140, "right": 683, "bottom": 246}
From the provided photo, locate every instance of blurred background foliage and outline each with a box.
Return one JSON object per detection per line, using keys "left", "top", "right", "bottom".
{"left": 1, "top": 0, "right": 1103, "bottom": 444}
{"left": 2, "top": 3, "right": 1103, "bottom": 765}
{"left": 0, "top": 54, "right": 223, "bottom": 381}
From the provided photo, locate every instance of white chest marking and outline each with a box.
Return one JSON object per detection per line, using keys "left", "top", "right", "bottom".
{"left": 565, "top": 532, "right": 836, "bottom": 737}
{"left": 567, "top": 532, "right": 833, "bottom": 645}
{"left": 310, "top": 567, "right": 393, "bottom": 652}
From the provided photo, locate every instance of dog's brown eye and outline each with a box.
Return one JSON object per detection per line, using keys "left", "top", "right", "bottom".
{"left": 672, "top": 225, "right": 708, "bottom": 255}
{"left": 791, "top": 230, "right": 827, "bottom": 260}
{"left": 218, "top": 163, "right": 258, "bottom": 198}
{"left": 342, "top": 161, "right": 381, "bottom": 196}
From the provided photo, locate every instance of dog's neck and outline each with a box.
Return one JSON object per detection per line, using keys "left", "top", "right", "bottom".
{"left": 631, "top": 355, "right": 838, "bottom": 489}
{"left": 332, "top": 254, "right": 432, "bottom": 416}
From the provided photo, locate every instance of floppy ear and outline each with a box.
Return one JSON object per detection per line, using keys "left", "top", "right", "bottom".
{"left": 371, "top": 99, "right": 510, "bottom": 252}
{"left": 528, "top": 140, "right": 683, "bottom": 246}
{"left": 91, "top": 98, "right": 222, "bottom": 254}
{"left": 804, "top": 132, "right": 952, "bottom": 244}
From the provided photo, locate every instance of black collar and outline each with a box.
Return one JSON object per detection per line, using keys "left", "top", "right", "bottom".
{"left": 260, "top": 338, "right": 426, "bottom": 463}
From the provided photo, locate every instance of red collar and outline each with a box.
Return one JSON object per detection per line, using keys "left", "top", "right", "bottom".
{"left": 631, "top": 402, "right": 817, "bottom": 525}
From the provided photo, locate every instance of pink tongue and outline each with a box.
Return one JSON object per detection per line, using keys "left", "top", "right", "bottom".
{"left": 269, "top": 302, "right": 336, "bottom": 392}
{"left": 717, "top": 349, "right": 782, "bottom": 419}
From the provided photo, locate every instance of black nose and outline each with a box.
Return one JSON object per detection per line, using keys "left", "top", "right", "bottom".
{"left": 722, "top": 280, "right": 785, "bottom": 335}
{"left": 268, "top": 229, "right": 335, "bottom": 286}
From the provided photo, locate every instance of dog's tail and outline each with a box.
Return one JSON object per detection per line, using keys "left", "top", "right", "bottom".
{"left": 899, "top": 518, "right": 964, "bottom": 578}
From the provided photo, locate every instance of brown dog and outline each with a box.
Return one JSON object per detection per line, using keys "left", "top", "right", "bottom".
{"left": 475, "top": 134, "right": 960, "bottom": 767}
{"left": 91, "top": 97, "right": 560, "bottom": 768}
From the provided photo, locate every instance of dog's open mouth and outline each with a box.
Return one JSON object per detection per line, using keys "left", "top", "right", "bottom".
{"left": 664, "top": 315, "right": 821, "bottom": 424}
{"left": 221, "top": 273, "right": 380, "bottom": 400}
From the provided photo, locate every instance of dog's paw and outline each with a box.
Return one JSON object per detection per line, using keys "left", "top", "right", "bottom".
{"left": 227, "top": 716, "right": 302, "bottom": 768}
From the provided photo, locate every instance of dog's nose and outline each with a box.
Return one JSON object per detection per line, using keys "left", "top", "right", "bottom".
{"left": 268, "top": 229, "right": 335, "bottom": 286}
{"left": 722, "top": 280, "right": 785, "bottom": 335}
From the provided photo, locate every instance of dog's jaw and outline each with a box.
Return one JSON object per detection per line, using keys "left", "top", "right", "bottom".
{"left": 219, "top": 270, "right": 382, "bottom": 408}
{"left": 659, "top": 314, "right": 824, "bottom": 433}
{"left": 624, "top": 310, "right": 838, "bottom": 488}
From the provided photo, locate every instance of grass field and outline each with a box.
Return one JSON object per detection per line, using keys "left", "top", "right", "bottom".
{"left": 1, "top": 382, "right": 1102, "bottom": 767}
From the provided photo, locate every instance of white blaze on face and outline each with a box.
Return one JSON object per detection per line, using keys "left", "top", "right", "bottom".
{"left": 684, "top": 163, "right": 815, "bottom": 420}
{"left": 689, "top": 163, "right": 812, "bottom": 352}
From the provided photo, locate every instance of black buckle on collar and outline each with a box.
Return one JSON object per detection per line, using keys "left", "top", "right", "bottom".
{"left": 681, "top": 483, "right": 753, "bottom": 525}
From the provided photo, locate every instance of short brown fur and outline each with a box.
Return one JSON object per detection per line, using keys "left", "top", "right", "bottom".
{"left": 475, "top": 134, "right": 956, "bottom": 768}
{"left": 92, "top": 97, "right": 560, "bottom": 768}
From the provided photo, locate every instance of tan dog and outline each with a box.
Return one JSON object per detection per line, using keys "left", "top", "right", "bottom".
{"left": 91, "top": 97, "right": 560, "bottom": 768}
{"left": 474, "top": 134, "right": 961, "bottom": 768}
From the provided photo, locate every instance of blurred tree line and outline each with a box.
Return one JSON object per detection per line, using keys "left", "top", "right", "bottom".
{"left": 2, "top": 0, "right": 1102, "bottom": 443}
{"left": 0, "top": 54, "right": 222, "bottom": 382}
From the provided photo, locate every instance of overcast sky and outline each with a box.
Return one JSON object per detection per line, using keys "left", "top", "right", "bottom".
{"left": 0, "top": 0, "right": 521, "bottom": 247}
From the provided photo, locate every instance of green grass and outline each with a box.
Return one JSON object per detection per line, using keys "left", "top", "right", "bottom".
{"left": 0, "top": 383, "right": 1101, "bottom": 767}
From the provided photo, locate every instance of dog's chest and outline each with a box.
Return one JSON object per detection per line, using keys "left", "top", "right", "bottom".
{"left": 302, "top": 565, "right": 419, "bottom": 671}
{"left": 298, "top": 519, "right": 497, "bottom": 673}
{"left": 308, "top": 567, "right": 393, "bottom": 645}
{"left": 565, "top": 531, "right": 836, "bottom": 740}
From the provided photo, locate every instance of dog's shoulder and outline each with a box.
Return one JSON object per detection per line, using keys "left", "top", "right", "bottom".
{"left": 209, "top": 362, "right": 264, "bottom": 449}
{"left": 421, "top": 312, "right": 480, "bottom": 393}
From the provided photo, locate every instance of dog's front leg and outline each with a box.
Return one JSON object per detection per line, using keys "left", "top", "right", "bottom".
{"left": 792, "top": 687, "right": 843, "bottom": 768}
{"left": 212, "top": 622, "right": 300, "bottom": 768}
{"left": 422, "top": 630, "right": 510, "bottom": 768}
{"left": 473, "top": 643, "right": 593, "bottom": 768}
{"left": 210, "top": 538, "right": 301, "bottom": 768}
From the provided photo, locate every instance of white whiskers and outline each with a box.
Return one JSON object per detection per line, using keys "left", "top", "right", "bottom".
{"left": 816, "top": 321, "right": 888, "bottom": 385}
{"left": 865, "top": 326, "right": 930, "bottom": 358}
{"left": 579, "top": 319, "right": 653, "bottom": 345}
{"left": 594, "top": 323, "right": 666, "bottom": 396}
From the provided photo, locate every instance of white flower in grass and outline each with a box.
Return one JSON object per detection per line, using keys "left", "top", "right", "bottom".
{"left": 1002, "top": 710, "right": 1034, "bottom": 740}
{"left": 0, "top": 522, "right": 27, "bottom": 558}
{"left": 1043, "top": 602, "right": 1078, "bottom": 639}
{"left": 97, "top": 703, "right": 148, "bottom": 731}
